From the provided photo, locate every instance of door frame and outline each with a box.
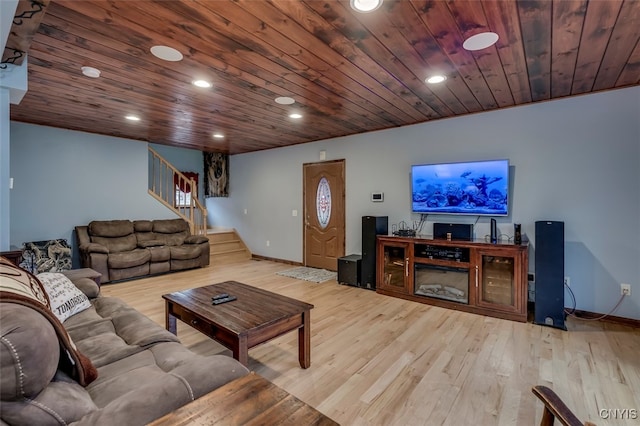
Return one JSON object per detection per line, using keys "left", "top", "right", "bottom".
{"left": 302, "top": 159, "right": 346, "bottom": 269}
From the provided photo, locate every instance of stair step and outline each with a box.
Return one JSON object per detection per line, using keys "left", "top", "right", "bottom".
{"left": 208, "top": 234, "right": 240, "bottom": 243}
{"left": 211, "top": 244, "right": 245, "bottom": 254}
{"left": 210, "top": 239, "right": 242, "bottom": 245}
{"left": 206, "top": 227, "right": 251, "bottom": 262}
{"left": 210, "top": 240, "right": 243, "bottom": 252}
{"left": 210, "top": 251, "right": 251, "bottom": 263}
{"left": 212, "top": 247, "right": 247, "bottom": 254}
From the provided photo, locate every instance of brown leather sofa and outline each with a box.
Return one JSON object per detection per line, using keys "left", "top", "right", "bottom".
{"left": 76, "top": 219, "right": 210, "bottom": 283}
{"left": 0, "top": 258, "right": 248, "bottom": 426}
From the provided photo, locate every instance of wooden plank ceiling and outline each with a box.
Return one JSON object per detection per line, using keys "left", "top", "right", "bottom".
{"left": 6, "top": 0, "right": 640, "bottom": 154}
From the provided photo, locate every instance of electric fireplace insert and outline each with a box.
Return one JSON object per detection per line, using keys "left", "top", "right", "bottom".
{"left": 414, "top": 263, "right": 469, "bottom": 304}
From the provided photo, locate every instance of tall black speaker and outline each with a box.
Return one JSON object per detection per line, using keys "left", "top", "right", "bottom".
{"left": 534, "top": 221, "right": 566, "bottom": 330}
{"left": 361, "top": 216, "right": 388, "bottom": 290}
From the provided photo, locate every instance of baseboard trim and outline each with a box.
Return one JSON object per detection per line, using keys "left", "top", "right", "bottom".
{"left": 251, "top": 254, "right": 303, "bottom": 266}
{"left": 568, "top": 309, "right": 640, "bottom": 328}
{"left": 527, "top": 301, "right": 639, "bottom": 328}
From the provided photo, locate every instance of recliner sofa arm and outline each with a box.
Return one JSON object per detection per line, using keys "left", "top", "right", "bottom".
{"left": 184, "top": 235, "right": 209, "bottom": 245}
{"left": 79, "top": 243, "right": 109, "bottom": 254}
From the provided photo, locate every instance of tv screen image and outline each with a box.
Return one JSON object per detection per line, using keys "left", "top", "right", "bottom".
{"left": 411, "top": 159, "right": 509, "bottom": 216}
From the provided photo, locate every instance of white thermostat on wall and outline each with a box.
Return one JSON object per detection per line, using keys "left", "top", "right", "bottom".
{"left": 371, "top": 192, "right": 384, "bottom": 202}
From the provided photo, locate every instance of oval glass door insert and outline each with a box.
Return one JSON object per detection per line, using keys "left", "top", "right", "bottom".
{"left": 316, "top": 177, "right": 332, "bottom": 229}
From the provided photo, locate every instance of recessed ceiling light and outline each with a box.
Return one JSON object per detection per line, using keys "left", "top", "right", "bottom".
{"left": 289, "top": 113, "right": 303, "bottom": 119}
{"left": 350, "top": 0, "right": 383, "bottom": 13}
{"left": 275, "top": 96, "right": 295, "bottom": 105}
{"left": 150, "top": 45, "right": 184, "bottom": 62}
{"left": 213, "top": 133, "right": 225, "bottom": 139}
{"left": 192, "top": 80, "right": 212, "bottom": 88}
{"left": 426, "top": 75, "right": 447, "bottom": 84}
{"left": 463, "top": 32, "right": 499, "bottom": 51}
{"left": 125, "top": 115, "right": 141, "bottom": 121}
{"left": 81, "top": 66, "right": 101, "bottom": 78}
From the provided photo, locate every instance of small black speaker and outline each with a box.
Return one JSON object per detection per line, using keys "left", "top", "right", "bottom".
{"left": 433, "top": 223, "right": 473, "bottom": 241}
{"left": 534, "top": 221, "right": 566, "bottom": 330}
{"left": 338, "top": 254, "right": 362, "bottom": 287}
{"left": 514, "top": 223, "right": 522, "bottom": 245}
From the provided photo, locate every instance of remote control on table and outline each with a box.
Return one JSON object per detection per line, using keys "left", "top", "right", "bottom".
{"left": 212, "top": 293, "right": 229, "bottom": 301}
{"left": 212, "top": 295, "right": 237, "bottom": 305}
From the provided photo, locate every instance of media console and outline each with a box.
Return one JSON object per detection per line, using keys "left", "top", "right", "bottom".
{"left": 377, "top": 235, "right": 529, "bottom": 322}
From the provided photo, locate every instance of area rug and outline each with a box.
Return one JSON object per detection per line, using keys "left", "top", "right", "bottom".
{"left": 276, "top": 266, "right": 337, "bottom": 283}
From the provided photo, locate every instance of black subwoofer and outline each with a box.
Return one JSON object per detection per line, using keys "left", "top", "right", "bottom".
{"left": 534, "top": 221, "right": 566, "bottom": 330}
{"left": 338, "top": 254, "right": 362, "bottom": 287}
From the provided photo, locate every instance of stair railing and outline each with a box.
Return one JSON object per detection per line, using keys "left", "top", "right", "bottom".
{"left": 148, "top": 146, "right": 207, "bottom": 235}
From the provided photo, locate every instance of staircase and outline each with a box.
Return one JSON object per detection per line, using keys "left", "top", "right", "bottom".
{"left": 148, "top": 147, "right": 207, "bottom": 235}
{"left": 208, "top": 228, "right": 252, "bottom": 263}
{"left": 148, "top": 147, "right": 251, "bottom": 262}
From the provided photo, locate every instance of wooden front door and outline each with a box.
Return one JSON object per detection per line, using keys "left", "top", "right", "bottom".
{"left": 303, "top": 160, "right": 345, "bottom": 271}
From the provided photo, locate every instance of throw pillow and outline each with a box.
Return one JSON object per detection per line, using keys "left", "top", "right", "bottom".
{"left": 37, "top": 272, "right": 92, "bottom": 323}
{"left": 20, "top": 239, "right": 72, "bottom": 273}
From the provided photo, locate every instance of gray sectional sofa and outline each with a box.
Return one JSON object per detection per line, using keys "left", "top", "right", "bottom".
{"left": 0, "top": 259, "right": 249, "bottom": 425}
{"left": 76, "top": 218, "right": 210, "bottom": 283}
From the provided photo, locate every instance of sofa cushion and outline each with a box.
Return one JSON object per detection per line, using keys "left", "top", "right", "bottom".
{"left": 164, "top": 232, "right": 189, "bottom": 246}
{"left": 65, "top": 297, "right": 180, "bottom": 368}
{"left": 76, "top": 344, "right": 249, "bottom": 425}
{"left": 149, "top": 246, "right": 171, "bottom": 262}
{"left": 109, "top": 264, "right": 150, "bottom": 282}
{"left": 107, "top": 249, "right": 150, "bottom": 269}
{"left": 153, "top": 218, "right": 189, "bottom": 234}
{"left": 37, "top": 272, "right": 92, "bottom": 323}
{"left": 133, "top": 220, "right": 153, "bottom": 232}
{"left": 149, "top": 343, "right": 249, "bottom": 398}
{"left": 0, "top": 371, "right": 98, "bottom": 426}
{"left": 89, "top": 220, "right": 134, "bottom": 237}
{"left": 92, "top": 234, "right": 137, "bottom": 253}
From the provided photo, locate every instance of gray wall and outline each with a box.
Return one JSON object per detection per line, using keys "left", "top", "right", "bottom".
{"left": 207, "top": 87, "right": 640, "bottom": 320}
{"left": 9, "top": 123, "right": 203, "bottom": 257}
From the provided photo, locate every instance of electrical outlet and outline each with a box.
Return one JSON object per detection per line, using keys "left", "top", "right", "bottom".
{"left": 528, "top": 273, "right": 535, "bottom": 282}
{"left": 266, "top": 240, "right": 270, "bottom": 247}
{"left": 564, "top": 276, "right": 570, "bottom": 287}
{"left": 621, "top": 283, "right": 631, "bottom": 296}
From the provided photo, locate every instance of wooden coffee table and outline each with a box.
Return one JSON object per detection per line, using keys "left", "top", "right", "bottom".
{"left": 148, "top": 372, "right": 338, "bottom": 425}
{"left": 162, "top": 281, "right": 314, "bottom": 368}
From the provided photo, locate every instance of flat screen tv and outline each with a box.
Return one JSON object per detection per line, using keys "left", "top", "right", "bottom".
{"left": 411, "top": 159, "right": 509, "bottom": 216}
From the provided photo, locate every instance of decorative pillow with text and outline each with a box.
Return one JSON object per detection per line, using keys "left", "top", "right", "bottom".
{"left": 37, "top": 272, "right": 91, "bottom": 323}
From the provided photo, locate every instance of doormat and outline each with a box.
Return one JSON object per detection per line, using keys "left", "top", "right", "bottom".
{"left": 276, "top": 267, "right": 337, "bottom": 283}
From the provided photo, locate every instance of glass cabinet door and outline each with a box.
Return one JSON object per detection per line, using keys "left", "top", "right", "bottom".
{"left": 477, "top": 252, "right": 517, "bottom": 311}
{"left": 381, "top": 244, "right": 409, "bottom": 293}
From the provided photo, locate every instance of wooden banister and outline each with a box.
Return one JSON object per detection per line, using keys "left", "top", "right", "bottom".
{"left": 148, "top": 147, "right": 207, "bottom": 235}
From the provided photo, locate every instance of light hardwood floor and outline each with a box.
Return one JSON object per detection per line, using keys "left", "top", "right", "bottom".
{"left": 100, "top": 259, "right": 640, "bottom": 425}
